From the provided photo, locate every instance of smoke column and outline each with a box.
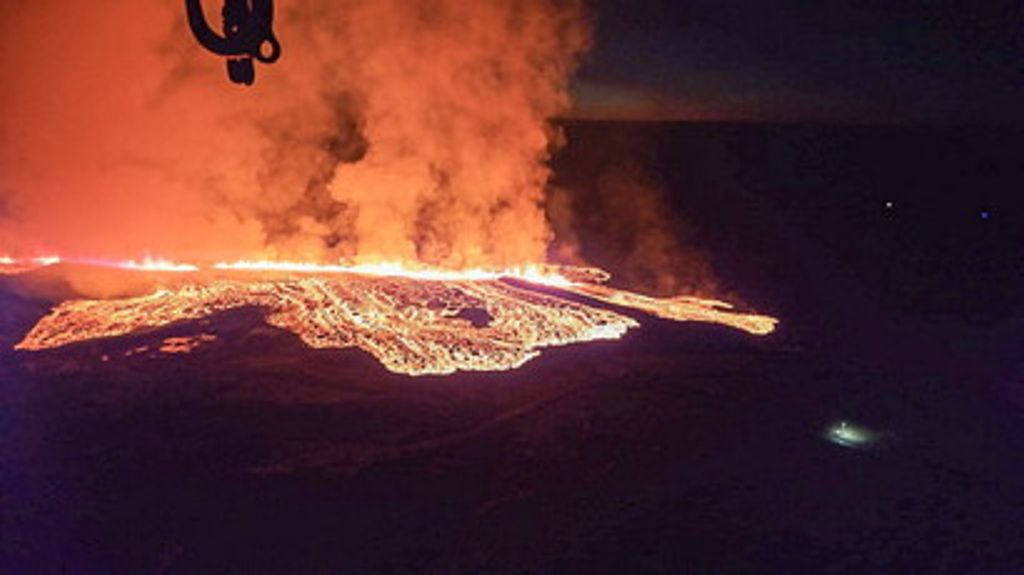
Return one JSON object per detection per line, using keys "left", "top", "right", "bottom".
{"left": 0, "top": 0, "right": 590, "bottom": 267}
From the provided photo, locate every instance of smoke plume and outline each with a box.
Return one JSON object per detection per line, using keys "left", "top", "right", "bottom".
{"left": 0, "top": 0, "right": 590, "bottom": 267}
{"left": 548, "top": 161, "right": 717, "bottom": 296}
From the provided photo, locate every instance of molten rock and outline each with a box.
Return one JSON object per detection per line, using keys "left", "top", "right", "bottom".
{"left": 16, "top": 276, "right": 637, "bottom": 376}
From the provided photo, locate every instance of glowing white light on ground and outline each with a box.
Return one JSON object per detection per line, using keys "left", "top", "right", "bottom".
{"left": 824, "top": 421, "right": 879, "bottom": 449}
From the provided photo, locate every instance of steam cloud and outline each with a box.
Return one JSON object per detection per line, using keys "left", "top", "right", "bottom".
{"left": 0, "top": 0, "right": 590, "bottom": 267}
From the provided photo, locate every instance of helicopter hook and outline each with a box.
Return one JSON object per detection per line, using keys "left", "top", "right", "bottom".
{"left": 185, "top": 0, "right": 281, "bottom": 85}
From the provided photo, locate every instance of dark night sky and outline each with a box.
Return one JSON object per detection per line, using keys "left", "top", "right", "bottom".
{"left": 572, "top": 0, "right": 1024, "bottom": 124}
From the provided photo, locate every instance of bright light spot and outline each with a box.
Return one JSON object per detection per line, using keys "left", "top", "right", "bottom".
{"left": 32, "top": 256, "right": 61, "bottom": 266}
{"left": 980, "top": 211, "right": 990, "bottom": 220}
{"left": 0, "top": 256, "right": 14, "bottom": 265}
{"left": 824, "top": 420, "right": 878, "bottom": 449}
{"left": 885, "top": 201, "right": 894, "bottom": 209}
{"left": 118, "top": 257, "right": 199, "bottom": 273}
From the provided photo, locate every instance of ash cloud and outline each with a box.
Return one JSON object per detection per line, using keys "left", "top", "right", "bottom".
{"left": 0, "top": 0, "right": 590, "bottom": 267}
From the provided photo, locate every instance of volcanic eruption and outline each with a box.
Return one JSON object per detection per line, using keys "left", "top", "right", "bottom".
{"left": 1, "top": 0, "right": 777, "bottom": 376}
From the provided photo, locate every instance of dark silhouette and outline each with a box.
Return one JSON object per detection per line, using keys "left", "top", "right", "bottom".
{"left": 186, "top": 0, "right": 281, "bottom": 85}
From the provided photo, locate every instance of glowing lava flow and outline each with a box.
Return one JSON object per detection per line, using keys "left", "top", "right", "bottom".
{"left": 12, "top": 260, "right": 778, "bottom": 376}
{"left": 566, "top": 283, "right": 777, "bottom": 335}
{"left": 16, "top": 275, "right": 637, "bottom": 375}
{"left": 209, "top": 260, "right": 777, "bottom": 335}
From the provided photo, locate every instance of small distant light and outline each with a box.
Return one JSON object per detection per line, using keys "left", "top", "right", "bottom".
{"left": 980, "top": 211, "right": 990, "bottom": 220}
{"left": 885, "top": 201, "right": 894, "bottom": 209}
{"left": 824, "top": 420, "right": 878, "bottom": 449}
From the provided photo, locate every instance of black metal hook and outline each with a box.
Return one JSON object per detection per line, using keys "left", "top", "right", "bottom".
{"left": 185, "top": 0, "right": 281, "bottom": 85}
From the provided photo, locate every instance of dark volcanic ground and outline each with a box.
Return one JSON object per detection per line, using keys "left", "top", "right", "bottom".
{"left": 3, "top": 122, "right": 1024, "bottom": 573}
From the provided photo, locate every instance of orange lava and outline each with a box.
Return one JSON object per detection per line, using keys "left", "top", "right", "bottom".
{"left": 16, "top": 275, "right": 636, "bottom": 375}
{"left": 159, "top": 334, "right": 218, "bottom": 354}
{"left": 11, "top": 260, "right": 778, "bottom": 376}
{"left": 566, "top": 283, "right": 778, "bottom": 336}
